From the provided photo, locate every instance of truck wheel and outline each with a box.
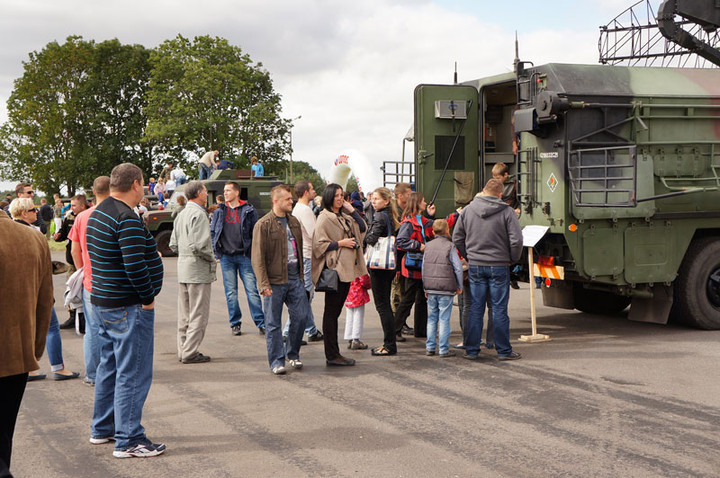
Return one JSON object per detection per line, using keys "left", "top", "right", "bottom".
{"left": 154, "top": 229, "right": 176, "bottom": 257}
{"left": 573, "top": 286, "right": 630, "bottom": 315}
{"left": 671, "top": 237, "right": 720, "bottom": 330}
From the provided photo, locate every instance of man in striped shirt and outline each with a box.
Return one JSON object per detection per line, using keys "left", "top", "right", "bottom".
{"left": 86, "top": 163, "right": 165, "bottom": 458}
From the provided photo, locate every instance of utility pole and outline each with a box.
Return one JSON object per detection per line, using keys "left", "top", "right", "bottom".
{"left": 289, "top": 115, "right": 301, "bottom": 183}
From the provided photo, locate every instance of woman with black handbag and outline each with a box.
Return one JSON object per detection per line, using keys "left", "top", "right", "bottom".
{"left": 312, "top": 183, "right": 367, "bottom": 366}
{"left": 365, "top": 187, "right": 400, "bottom": 356}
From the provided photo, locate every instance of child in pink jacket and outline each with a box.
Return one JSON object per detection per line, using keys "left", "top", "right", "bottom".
{"left": 344, "top": 274, "right": 371, "bottom": 350}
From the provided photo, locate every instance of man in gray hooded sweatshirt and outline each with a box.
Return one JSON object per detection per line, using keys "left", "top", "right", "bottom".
{"left": 453, "top": 178, "right": 523, "bottom": 360}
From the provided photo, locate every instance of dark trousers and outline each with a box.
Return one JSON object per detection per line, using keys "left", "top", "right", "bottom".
{"left": 322, "top": 281, "right": 351, "bottom": 360}
{"left": 369, "top": 269, "right": 397, "bottom": 353}
{"left": 0, "top": 373, "right": 28, "bottom": 478}
{"left": 394, "top": 277, "right": 428, "bottom": 338}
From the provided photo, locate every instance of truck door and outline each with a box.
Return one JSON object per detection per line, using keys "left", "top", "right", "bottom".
{"left": 414, "top": 84, "right": 479, "bottom": 218}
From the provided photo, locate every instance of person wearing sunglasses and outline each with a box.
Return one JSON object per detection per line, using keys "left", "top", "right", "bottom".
{"left": 5, "top": 182, "right": 48, "bottom": 234}
{"left": 9, "top": 198, "right": 80, "bottom": 382}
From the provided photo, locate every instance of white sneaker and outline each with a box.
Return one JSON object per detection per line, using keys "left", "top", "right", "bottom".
{"left": 288, "top": 359, "right": 303, "bottom": 370}
{"left": 272, "top": 365, "right": 287, "bottom": 375}
{"left": 89, "top": 436, "right": 114, "bottom": 445}
{"left": 113, "top": 440, "right": 166, "bottom": 458}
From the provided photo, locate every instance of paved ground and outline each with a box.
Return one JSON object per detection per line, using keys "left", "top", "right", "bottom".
{"left": 9, "top": 253, "right": 720, "bottom": 477}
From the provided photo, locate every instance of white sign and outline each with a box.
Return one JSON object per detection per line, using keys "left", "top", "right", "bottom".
{"left": 539, "top": 152, "right": 559, "bottom": 159}
{"left": 522, "top": 225, "right": 549, "bottom": 247}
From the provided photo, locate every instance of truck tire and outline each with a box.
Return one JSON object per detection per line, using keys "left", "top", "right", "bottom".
{"left": 154, "top": 229, "right": 176, "bottom": 257}
{"left": 671, "top": 237, "right": 720, "bottom": 330}
{"left": 573, "top": 286, "right": 630, "bottom": 315}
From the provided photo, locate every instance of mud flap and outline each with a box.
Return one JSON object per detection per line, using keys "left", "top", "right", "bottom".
{"left": 541, "top": 280, "right": 574, "bottom": 309}
{"left": 628, "top": 285, "right": 673, "bottom": 324}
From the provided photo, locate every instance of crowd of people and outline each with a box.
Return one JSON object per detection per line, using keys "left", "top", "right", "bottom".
{"left": 0, "top": 160, "right": 524, "bottom": 471}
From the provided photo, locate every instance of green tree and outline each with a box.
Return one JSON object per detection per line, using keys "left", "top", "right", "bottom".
{"left": 286, "top": 160, "right": 326, "bottom": 192}
{"left": 145, "top": 35, "right": 290, "bottom": 176}
{"left": 0, "top": 37, "right": 151, "bottom": 195}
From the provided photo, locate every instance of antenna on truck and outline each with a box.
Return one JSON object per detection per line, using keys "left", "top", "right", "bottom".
{"left": 453, "top": 62, "right": 458, "bottom": 84}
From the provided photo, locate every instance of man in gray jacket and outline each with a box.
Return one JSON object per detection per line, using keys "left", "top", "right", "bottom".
{"left": 170, "top": 181, "right": 216, "bottom": 364}
{"left": 453, "top": 178, "right": 523, "bottom": 361}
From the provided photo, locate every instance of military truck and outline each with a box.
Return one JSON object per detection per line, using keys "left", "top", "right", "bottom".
{"left": 409, "top": 1, "right": 720, "bottom": 329}
{"left": 145, "top": 169, "right": 281, "bottom": 256}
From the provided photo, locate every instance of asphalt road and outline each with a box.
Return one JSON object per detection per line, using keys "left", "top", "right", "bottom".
{"left": 10, "top": 253, "right": 720, "bottom": 478}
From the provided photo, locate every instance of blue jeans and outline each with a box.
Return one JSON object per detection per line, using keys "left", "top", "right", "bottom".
{"left": 199, "top": 164, "right": 213, "bottom": 180}
{"left": 219, "top": 254, "right": 265, "bottom": 329}
{"left": 264, "top": 280, "right": 309, "bottom": 369}
{"left": 467, "top": 265, "right": 512, "bottom": 357}
{"left": 91, "top": 304, "right": 155, "bottom": 450}
{"left": 283, "top": 258, "right": 317, "bottom": 336}
{"left": 46, "top": 307, "right": 63, "bottom": 371}
{"left": 83, "top": 289, "right": 102, "bottom": 383}
{"left": 426, "top": 294, "right": 453, "bottom": 354}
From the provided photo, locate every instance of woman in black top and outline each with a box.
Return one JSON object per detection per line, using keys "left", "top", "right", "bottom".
{"left": 365, "top": 187, "right": 400, "bottom": 356}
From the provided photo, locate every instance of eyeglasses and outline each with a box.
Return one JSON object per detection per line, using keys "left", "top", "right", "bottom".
{"left": 25, "top": 190, "right": 35, "bottom": 195}
{"left": 29, "top": 208, "right": 39, "bottom": 213}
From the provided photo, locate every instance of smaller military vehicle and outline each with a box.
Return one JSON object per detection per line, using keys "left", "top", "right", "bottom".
{"left": 145, "top": 169, "right": 281, "bottom": 256}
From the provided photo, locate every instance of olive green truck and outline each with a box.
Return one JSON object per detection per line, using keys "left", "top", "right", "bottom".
{"left": 410, "top": 1, "right": 720, "bottom": 329}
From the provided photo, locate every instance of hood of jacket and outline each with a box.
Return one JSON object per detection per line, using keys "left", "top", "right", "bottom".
{"left": 467, "top": 194, "right": 510, "bottom": 219}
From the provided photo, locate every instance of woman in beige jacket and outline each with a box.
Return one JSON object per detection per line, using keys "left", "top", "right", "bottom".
{"left": 312, "top": 184, "right": 367, "bottom": 366}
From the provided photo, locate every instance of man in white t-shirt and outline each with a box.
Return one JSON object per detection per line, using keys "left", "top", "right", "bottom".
{"left": 284, "top": 180, "right": 323, "bottom": 342}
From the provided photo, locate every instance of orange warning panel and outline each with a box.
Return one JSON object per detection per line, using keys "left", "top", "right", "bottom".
{"left": 533, "top": 263, "right": 565, "bottom": 280}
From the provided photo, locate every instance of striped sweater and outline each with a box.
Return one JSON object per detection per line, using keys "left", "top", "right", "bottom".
{"left": 87, "top": 197, "right": 164, "bottom": 307}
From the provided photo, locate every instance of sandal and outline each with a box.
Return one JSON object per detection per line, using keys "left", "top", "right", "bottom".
{"left": 371, "top": 346, "right": 395, "bottom": 356}
{"left": 350, "top": 340, "right": 368, "bottom": 350}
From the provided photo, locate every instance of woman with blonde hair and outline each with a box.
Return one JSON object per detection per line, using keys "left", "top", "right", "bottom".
{"left": 312, "top": 183, "right": 367, "bottom": 366}
{"left": 10, "top": 198, "right": 80, "bottom": 382}
{"left": 365, "top": 187, "right": 401, "bottom": 356}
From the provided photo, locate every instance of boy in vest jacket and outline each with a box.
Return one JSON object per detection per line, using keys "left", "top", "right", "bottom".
{"left": 421, "top": 219, "right": 463, "bottom": 357}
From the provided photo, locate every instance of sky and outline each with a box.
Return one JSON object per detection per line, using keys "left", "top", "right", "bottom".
{"left": 0, "top": 0, "right": 655, "bottom": 193}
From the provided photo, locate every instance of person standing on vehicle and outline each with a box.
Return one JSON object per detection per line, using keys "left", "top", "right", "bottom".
{"left": 199, "top": 150, "right": 219, "bottom": 180}
{"left": 453, "top": 179, "right": 523, "bottom": 361}
{"left": 252, "top": 184, "right": 309, "bottom": 375}
{"left": 211, "top": 182, "right": 266, "bottom": 336}
{"left": 86, "top": 163, "right": 165, "bottom": 458}
{"left": 170, "top": 181, "right": 216, "bottom": 364}
{"left": 251, "top": 156, "right": 264, "bottom": 177}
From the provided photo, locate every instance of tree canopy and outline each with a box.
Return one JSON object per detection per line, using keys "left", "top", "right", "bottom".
{"left": 144, "top": 35, "right": 292, "bottom": 176}
{"left": 0, "top": 37, "right": 151, "bottom": 195}
{"left": 0, "top": 34, "right": 295, "bottom": 194}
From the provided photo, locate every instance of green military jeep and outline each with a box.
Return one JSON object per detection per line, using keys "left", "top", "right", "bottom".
{"left": 145, "top": 170, "right": 282, "bottom": 257}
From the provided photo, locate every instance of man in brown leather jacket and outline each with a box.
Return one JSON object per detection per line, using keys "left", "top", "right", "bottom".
{"left": 251, "top": 184, "right": 309, "bottom": 375}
